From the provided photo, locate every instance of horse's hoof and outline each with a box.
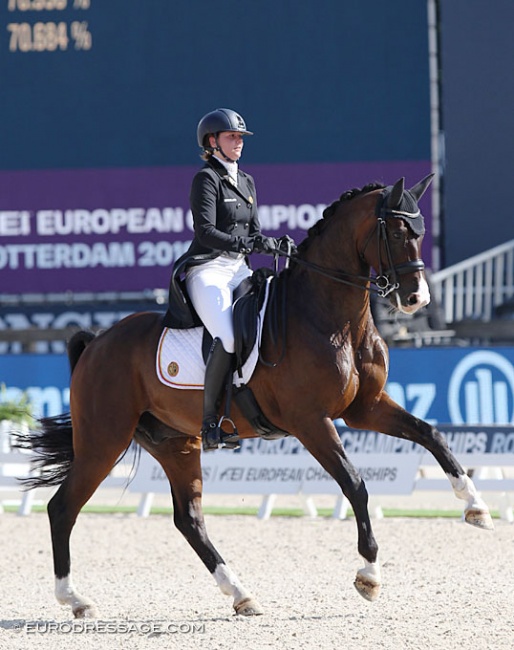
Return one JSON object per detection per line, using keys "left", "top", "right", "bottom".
{"left": 234, "top": 597, "right": 264, "bottom": 616}
{"left": 465, "top": 508, "right": 494, "bottom": 531}
{"left": 73, "top": 603, "right": 98, "bottom": 619}
{"left": 354, "top": 574, "right": 381, "bottom": 602}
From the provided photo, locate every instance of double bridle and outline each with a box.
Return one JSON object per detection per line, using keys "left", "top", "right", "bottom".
{"left": 261, "top": 180, "right": 430, "bottom": 367}
{"left": 277, "top": 194, "right": 425, "bottom": 298}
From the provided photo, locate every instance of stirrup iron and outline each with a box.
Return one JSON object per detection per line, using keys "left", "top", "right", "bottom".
{"left": 201, "top": 416, "right": 240, "bottom": 452}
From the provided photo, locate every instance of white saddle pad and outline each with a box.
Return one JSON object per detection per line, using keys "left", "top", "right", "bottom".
{"left": 156, "top": 278, "right": 271, "bottom": 390}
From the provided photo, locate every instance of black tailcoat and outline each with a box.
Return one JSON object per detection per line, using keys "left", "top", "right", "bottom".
{"left": 166, "top": 157, "right": 263, "bottom": 328}
{"left": 186, "top": 156, "right": 261, "bottom": 257}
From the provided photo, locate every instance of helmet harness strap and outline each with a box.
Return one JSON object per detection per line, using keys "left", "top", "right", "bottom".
{"left": 213, "top": 134, "right": 235, "bottom": 162}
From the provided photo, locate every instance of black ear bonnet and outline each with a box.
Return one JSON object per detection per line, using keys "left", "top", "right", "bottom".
{"left": 378, "top": 174, "right": 434, "bottom": 237}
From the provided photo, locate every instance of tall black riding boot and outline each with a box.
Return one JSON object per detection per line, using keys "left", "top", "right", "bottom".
{"left": 201, "top": 337, "right": 236, "bottom": 451}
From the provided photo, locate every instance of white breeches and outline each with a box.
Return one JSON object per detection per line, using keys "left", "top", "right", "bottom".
{"left": 185, "top": 254, "right": 252, "bottom": 353}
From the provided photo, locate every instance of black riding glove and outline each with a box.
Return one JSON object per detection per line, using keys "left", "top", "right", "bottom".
{"left": 253, "top": 235, "right": 278, "bottom": 255}
{"left": 277, "top": 235, "right": 297, "bottom": 255}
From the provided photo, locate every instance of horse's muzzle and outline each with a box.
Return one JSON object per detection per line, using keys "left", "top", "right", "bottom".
{"left": 396, "top": 276, "right": 431, "bottom": 314}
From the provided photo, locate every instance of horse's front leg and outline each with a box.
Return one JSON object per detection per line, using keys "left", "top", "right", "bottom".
{"left": 296, "top": 417, "right": 381, "bottom": 602}
{"left": 139, "top": 435, "right": 263, "bottom": 616}
{"left": 345, "top": 393, "right": 494, "bottom": 530}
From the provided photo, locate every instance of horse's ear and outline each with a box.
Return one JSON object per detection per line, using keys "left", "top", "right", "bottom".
{"left": 387, "top": 177, "right": 405, "bottom": 208}
{"left": 409, "top": 173, "right": 435, "bottom": 202}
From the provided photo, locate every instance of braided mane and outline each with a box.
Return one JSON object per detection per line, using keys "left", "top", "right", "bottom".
{"left": 297, "top": 182, "right": 384, "bottom": 253}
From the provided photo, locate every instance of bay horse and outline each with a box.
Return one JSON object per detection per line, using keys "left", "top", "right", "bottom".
{"left": 20, "top": 174, "right": 493, "bottom": 619}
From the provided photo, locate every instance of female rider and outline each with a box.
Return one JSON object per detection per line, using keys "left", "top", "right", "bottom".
{"left": 173, "top": 108, "right": 278, "bottom": 451}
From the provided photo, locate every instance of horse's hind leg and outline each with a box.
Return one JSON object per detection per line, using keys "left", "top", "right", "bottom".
{"left": 48, "top": 426, "right": 134, "bottom": 618}
{"left": 345, "top": 393, "right": 494, "bottom": 530}
{"left": 137, "top": 434, "right": 263, "bottom": 616}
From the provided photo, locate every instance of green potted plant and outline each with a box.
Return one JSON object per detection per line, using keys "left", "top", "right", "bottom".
{"left": 0, "top": 385, "right": 35, "bottom": 453}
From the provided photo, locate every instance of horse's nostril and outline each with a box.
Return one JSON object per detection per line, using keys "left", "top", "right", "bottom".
{"left": 407, "top": 294, "right": 418, "bottom": 306}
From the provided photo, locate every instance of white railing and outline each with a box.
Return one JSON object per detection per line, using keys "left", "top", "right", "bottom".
{"left": 431, "top": 240, "right": 514, "bottom": 323}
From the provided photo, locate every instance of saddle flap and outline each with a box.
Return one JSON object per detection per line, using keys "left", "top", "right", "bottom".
{"left": 233, "top": 268, "right": 275, "bottom": 370}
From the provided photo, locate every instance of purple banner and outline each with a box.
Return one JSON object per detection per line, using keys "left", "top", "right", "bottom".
{"left": 0, "top": 161, "right": 432, "bottom": 294}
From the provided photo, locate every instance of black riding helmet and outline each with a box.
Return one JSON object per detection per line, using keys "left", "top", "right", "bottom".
{"left": 196, "top": 108, "right": 253, "bottom": 153}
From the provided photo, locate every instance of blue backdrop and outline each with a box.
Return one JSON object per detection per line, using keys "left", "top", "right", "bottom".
{"left": 0, "top": 1, "right": 430, "bottom": 170}
{"left": 1, "top": 347, "right": 513, "bottom": 424}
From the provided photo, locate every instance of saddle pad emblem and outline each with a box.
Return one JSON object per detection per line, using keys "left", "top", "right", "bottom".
{"left": 167, "top": 361, "right": 179, "bottom": 377}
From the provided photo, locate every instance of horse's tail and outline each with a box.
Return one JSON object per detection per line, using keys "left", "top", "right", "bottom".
{"left": 18, "top": 414, "right": 75, "bottom": 489}
{"left": 16, "top": 330, "right": 97, "bottom": 490}
{"left": 67, "top": 330, "right": 96, "bottom": 373}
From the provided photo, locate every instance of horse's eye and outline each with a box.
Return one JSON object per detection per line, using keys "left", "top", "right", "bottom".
{"left": 392, "top": 231, "right": 403, "bottom": 240}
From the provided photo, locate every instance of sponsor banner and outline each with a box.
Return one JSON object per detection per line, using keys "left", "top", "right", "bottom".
{"left": 384, "top": 348, "right": 514, "bottom": 426}
{"left": 0, "top": 354, "right": 70, "bottom": 418}
{"left": 129, "top": 423, "right": 514, "bottom": 498}
{"left": 0, "top": 348, "right": 513, "bottom": 426}
{"left": 337, "top": 425, "right": 514, "bottom": 456}
{"left": 336, "top": 425, "right": 514, "bottom": 468}
{"left": 129, "top": 448, "right": 420, "bottom": 496}
{"left": 0, "top": 161, "right": 432, "bottom": 294}
{"left": 0, "top": 302, "right": 164, "bottom": 354}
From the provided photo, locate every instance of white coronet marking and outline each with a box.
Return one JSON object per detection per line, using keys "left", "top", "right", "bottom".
{"left": 358, "top": 559, "right": 382, "bottom": 585}
{"left": 55, "top": 575, "right": 94, "bottom": 613}
{"left": 448, "top": 473, "right": 489, "bottom": 511}
{"left": 55, "top": 575, "right": 78, "bottom": 606}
